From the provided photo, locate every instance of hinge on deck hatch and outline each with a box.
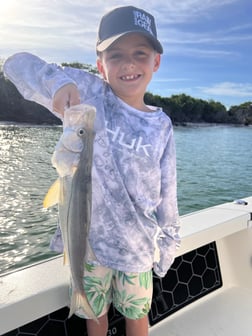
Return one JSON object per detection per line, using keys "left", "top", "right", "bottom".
{"left": 248, "top": 213, "right": 252, "bottom": 228}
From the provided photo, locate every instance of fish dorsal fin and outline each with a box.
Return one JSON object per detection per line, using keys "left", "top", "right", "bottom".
{"left": 43, "top": 178, "right": 60, "bottom": 208}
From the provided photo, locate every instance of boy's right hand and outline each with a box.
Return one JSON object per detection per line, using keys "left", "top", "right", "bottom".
{"left": 53, "top": 83, "right": 81, "bottom": 117}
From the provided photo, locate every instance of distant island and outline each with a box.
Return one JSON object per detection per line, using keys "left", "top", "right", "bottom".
{"left": 0, "top": 62, "right": 251, "bottom": 125}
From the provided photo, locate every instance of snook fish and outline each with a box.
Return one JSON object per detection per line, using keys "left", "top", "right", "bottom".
{"left": 43, "top": 104, "right": 97, "bottom": 321}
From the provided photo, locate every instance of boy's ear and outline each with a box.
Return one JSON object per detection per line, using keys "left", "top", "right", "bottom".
{"left": 153, "top": 54, "right": 161, "bottom": 73}
{"left": 96, "top": 58, "right": 106, "bottom": 79}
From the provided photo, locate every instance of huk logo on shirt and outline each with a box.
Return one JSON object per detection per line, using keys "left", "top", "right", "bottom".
{"left": 105, "top": 121, "right": 152, "bottom": 157}
{"left": 133, "top": 10, "right": 154, "bottom": 36}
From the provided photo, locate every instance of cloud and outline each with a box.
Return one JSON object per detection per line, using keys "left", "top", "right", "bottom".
{"left": 199, "top": 82, "right": 252, "bottom": 97}
{"left": 138, "top": 0, "right": 237, "bottom": 23}
{"left": 1, "top": 0, "right": 251, "bottom": 109}
{"left": 165, "top": 28, "right": 252, "bottom": 46}
{"left": 0, "top": 0, "right": 246, "bottom": 59}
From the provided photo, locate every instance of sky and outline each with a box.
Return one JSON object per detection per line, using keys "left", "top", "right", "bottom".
{"left": 0, "top": 0, "right": 251, "bottom": 109}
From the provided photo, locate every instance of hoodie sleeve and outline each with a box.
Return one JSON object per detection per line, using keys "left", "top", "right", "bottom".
{"left": 153, "top": 124, "right": 181, "bottom": 278}
{"left": 3, "top": 52, "right": 76, "bottom": 119}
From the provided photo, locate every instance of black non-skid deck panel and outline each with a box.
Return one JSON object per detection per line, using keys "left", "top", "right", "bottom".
{"left": 3, "top": 242, "right": 222, "bottom": 336}
{"left": 149, "top": 241, "right": 223, "bottom": 325}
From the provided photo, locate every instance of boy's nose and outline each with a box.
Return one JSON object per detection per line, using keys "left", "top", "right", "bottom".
{"left": 122, "top": 56, "right": 135, "bottom": 70}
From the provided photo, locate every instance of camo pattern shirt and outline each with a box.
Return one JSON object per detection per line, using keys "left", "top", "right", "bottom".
{"left": 4, "top": 52, "right": 180, "bottom": 277}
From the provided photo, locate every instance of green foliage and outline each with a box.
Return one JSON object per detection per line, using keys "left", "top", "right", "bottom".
{"left": 61, "top": 62, "right": 99, "bottom": 74}
{"left": 228, "top": 101, "right": 252, "bottom": 125}
{"left": 144, "top": 92, "right": 242, "bottom": 124}
{"left": 0, "top": 61, "right": 251, "bottom": 125}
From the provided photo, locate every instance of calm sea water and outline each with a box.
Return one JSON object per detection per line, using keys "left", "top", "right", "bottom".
{"left": 0, "top": 124, "right": 251, "bottom": 274}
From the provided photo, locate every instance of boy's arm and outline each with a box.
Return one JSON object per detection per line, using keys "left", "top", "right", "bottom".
{"left": 154, "top": 125, "right": 181, "bottom": 278}
{"left": 3, "top": 52, "right": 79, "bottom": 119}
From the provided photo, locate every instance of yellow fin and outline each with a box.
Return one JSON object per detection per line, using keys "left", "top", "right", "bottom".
{"left": 63, "top": 251, "right": 69, "bottom": 265}
{"left": 43, "top": 179, "right": 60, "bottom": 208}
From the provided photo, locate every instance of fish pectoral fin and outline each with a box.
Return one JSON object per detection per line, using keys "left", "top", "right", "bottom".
{"left": 63, "top": 251, "right": 69, "bottom": 265}
{"left": 68, "top": 291, "right": 99, "bottom": 323}
{"left": 43, "top": 178, "right": 60, "bottom": 208}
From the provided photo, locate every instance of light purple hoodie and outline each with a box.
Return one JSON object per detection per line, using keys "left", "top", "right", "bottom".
{"left": 4, "top": 52, "right": 180, "bottom": 277}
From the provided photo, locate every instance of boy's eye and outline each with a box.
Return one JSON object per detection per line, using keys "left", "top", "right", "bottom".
{"left": 106, "top": 49, "right": 150, "bottom": 62}
{"left": 135, "top": 51, "right": 147, "bottom": 57}
{"left": 109, "top": 53, "right": 122, "bottom": 60}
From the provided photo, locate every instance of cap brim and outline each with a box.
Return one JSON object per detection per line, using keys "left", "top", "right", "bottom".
{"left": 96, "top": 33, "right": 126, "bottom": 52}
{"left": 96, "top": 31, "right": 163, "bottom": 54}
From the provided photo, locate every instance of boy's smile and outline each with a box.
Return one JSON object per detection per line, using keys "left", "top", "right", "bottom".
{"left": 121, "top": 74, "right": 141, "bottom": 81}
{"left": 97, "top": 33, "right": 161, "bottom": 111}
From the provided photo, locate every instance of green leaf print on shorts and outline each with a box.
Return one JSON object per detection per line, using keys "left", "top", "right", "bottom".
{"left": 84, "top": 271, "right": 111, "bottom": 316}
{"left": 84, "top": 262, "right": 96, "bottom": 273}
{"left": 114, "top": 289, "right": 151, "bottom": 319}
{"left": 81, "top": 264, "right": 153, "bottom": 319}
{"left": 117, "top": 271, "right": 137, "bottom": 286}
{"left": 139, "top": 270, "right": 152, "bottom": 289}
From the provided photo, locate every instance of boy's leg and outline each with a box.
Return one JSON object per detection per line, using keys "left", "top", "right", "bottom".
{"left": 86, "top": 313, "right": 108, "bottom": 336}
{"left": 125, "top": 316, "right": 149, "bottom": 336}
{"left": 86, "top": 309, "right": 149, "bottom": 336}
{"left": 113, "top": 270, "right": 153, "bottom": 336}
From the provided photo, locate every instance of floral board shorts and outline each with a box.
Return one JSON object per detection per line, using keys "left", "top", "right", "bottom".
{"left": 72, "top": 263, "right": 153, "bottom": 320}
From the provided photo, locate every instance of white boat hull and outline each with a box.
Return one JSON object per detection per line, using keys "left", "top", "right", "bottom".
{"left": 1, "top": 197, "right": 252, "bottom": 335}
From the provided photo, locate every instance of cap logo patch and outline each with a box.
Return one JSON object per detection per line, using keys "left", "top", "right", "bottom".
{"left": 133, "top": 10, "right": 154, "bottom": 36}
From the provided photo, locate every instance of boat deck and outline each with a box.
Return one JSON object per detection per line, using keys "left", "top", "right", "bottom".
{"left": 150, "top": 286, "right": 252, "bottom": 336}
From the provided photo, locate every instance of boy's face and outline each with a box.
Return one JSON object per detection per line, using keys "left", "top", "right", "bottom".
{"left": 97, "top": 33, "right": 161, "bottom": 107}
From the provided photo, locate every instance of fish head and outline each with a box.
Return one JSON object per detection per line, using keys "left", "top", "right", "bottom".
{"left": 52, "top": 104, "right": 96, "bottom": 177}
{"left": 64, "top": 104, "right": 96, "bottom": 133}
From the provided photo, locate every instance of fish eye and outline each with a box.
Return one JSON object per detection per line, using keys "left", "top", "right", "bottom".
{"left": 77, "top": 128, "right": 86, "bottom": 137}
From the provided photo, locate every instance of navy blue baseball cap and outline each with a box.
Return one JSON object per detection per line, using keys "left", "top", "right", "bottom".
{"left": 96, "top": 6, "right": 163, "bottom": 54}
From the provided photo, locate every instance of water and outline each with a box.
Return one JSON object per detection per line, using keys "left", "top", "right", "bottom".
{"left": 0, "top": 125, "right": 60, "bottom": 274}
{"left": 175, "top": 125, "right": 252, "bottom": 214}
{"left": 0, "top": 124, "right": 251, "bottom": 274}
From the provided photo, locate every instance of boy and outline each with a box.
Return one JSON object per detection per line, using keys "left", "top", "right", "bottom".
{"left": 4, "top": 6, "right": 180, "bottom": 336}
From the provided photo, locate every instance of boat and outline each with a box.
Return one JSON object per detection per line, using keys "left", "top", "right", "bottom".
{"left": 1, "top": 197, "right": 252, "bottom": 336}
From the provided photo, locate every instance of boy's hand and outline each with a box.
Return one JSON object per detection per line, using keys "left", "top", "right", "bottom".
{"left": 53, "top": 83, "right": 81, "bottom": 117}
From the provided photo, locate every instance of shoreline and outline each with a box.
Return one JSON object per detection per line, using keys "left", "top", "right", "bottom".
{"left": 1, "top": 120, "right": 250, "bottom": 128}
{"left": 174, "top": 122, "right": 251, "bottom": 128}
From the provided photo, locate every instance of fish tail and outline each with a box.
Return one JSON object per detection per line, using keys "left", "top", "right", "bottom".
{"left": 68, "top": 291, "right": 99, "bottom": 324}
